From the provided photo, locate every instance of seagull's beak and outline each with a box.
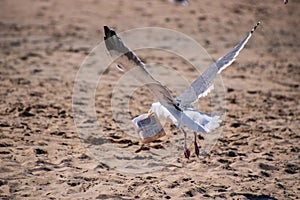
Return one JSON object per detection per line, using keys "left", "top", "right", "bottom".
{"left": 147, "top": 109, "right": 152, "bottom": 117}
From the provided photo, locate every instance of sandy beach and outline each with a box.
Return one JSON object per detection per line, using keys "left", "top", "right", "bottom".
{"left": 0, "top": 0, "right": 299, "bottom": 199}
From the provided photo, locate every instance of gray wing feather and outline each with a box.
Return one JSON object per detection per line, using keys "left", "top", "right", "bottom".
{"left": 177, "top": 22, "right": 260, "bottom": 108}
{"left": 104, "top": 25, "right": 180, "bottom": 110}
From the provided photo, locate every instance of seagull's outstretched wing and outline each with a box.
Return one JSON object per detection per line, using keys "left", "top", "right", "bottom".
{"left": 104, "top": 25, "right": 180, "bottom": 110}
{"left": 176, "top": 22, "right": 260, "bottom": 108}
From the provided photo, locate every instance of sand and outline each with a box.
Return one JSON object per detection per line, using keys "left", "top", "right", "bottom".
{"left": 0, "top": 0, "right": 299, "bottom": 199}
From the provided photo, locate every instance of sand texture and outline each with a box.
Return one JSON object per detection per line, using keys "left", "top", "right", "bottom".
{"left": 0, "top": 0, "right": 299, "bottom": 199}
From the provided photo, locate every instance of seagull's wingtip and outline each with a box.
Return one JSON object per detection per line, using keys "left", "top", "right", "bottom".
{"left": 103, "top": 25, "right": 116, "bottom": 39}
{"left": 251, "top": 21, "right": 261, "bottom": 34}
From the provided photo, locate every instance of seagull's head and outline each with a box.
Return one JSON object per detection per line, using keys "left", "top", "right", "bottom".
{"left": 151, "top": 102, "right": 170, "bottom": 120}
{"left": 150, "top": 102, "right": 167, "bottom": 123}
{"left": 150, "top": 102, "right": 162, "bottom": 116}
{"left": 150, "top": 102, "right": 178, "bottom": 126}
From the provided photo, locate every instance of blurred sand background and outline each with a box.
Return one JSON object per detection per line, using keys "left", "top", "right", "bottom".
{"left": 0, "top": 0, "right": 299, "bottom": 199}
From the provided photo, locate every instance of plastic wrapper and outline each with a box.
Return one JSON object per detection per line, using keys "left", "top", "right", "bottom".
{"left": 132, "top": 113, "right": 166, "bottom": 143}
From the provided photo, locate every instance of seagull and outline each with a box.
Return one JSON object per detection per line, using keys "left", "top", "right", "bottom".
{"left": 104, "top": 22, "right": 260, "bottom": 158}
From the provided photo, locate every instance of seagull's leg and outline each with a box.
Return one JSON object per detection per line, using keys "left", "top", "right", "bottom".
{"left": 181, "top": 128, "right": 190, "bottom": 159}
{"left": 194, "top": 132, "right": 200, "bottom": 157}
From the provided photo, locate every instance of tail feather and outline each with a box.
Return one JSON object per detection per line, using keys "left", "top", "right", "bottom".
{"left": 183, "top": 110, "right": 222, "bottom": 132}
